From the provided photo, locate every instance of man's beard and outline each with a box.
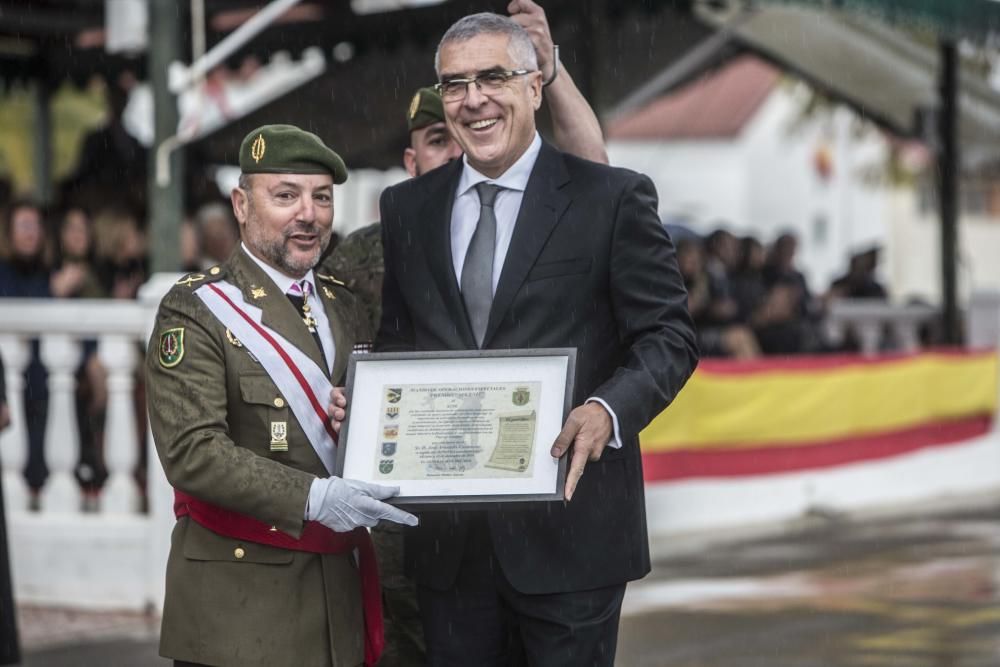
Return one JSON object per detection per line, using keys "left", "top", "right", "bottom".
{"left": 245, "top": 209, "right": 331, "bottom": 278}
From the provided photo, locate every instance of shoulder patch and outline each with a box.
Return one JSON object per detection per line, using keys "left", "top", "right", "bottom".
{"left": 159, "top": 327, "right": 185, "bottom": 368}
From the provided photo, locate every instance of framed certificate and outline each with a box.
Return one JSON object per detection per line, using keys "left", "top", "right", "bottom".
{"left": 336, "top": 349, "right": 576, "bottom": 506}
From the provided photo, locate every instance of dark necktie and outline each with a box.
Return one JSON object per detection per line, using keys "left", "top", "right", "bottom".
{"left": 461, "top": 182, "right": 502, "bottom": 347}
{"left": 286, "top": 280, "right": 328, "bottom": 371}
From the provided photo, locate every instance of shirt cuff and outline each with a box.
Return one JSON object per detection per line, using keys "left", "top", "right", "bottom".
{"left": 585, "top": 397, "right": 623, "bottom": 449}
{"left": 305, "top": 477, "right": 327, "bottom": 520}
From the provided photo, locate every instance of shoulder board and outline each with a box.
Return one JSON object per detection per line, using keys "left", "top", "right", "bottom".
{"left": 174, "top": 265, "right": 227, "bottom": 289}
{"left": 316, "top": 272, "right": 346, "bottom": 287}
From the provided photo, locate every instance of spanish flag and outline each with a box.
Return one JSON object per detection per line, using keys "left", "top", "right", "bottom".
{"left": 641, "top": 350, "right": 998, "bottom": 481}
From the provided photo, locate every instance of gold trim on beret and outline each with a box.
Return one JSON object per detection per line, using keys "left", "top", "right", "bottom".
{"left": 239, "top": 124, "right": 348, "bottom": 184}
{"left": 407, "top": 87, "right": 445, "bottom": 132}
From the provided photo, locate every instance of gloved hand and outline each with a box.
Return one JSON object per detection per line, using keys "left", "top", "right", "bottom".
{"left": 307, "top": 477, "right": 418, "bottom": 532}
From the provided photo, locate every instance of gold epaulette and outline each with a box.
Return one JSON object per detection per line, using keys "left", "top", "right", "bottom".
{"left": 316, "top": 272, "right": 346, "bottom": 287}
{"left": 175, "top": 265, "right": 226, "bottom": 288}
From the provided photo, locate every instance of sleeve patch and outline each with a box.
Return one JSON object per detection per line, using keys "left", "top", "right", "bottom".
{"left": 159, "top": 328, "right": 185, "bottom": 368}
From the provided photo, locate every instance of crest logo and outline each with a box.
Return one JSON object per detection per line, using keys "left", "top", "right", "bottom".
{"left": 251, "top": 133, "right": 266, "bottom": 163}
{"left": 270, "top": 421, "right": 288, "bottom": 451}
{"left": 159, "top": 328, "right": 185, "bottom": 368}
{"left": 386, "top": 406, "right": 399, "bottom": 420}
{"left": 512, "top": 387, "right": 530, "bottom": 406}
{"left": 382, "top": 442, "right": 397, "bottom": 456}
{"left": 379, "top": 459, "right": 395, "bottom": 474}
{"left": 383, "top": 426, "right": 399, "bottom": 439}
{"left": 386, "top": 387, "right": 402, "bottom": 404}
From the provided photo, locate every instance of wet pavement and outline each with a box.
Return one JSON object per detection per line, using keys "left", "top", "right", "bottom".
{"left": 12, "top": 500, "right": 1000, "bottom": 666}
{"left": 618, "top": 501, "right": 1000, "bottom": 666}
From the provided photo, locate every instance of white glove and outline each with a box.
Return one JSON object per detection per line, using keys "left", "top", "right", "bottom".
{"left": 306, "top": 477, "right": 418, "bottom": 532}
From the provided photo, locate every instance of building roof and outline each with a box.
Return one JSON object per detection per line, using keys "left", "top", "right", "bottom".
{"left": 606, "top": 55, "right": 780, "bottom": 140}
{"left": 697, "top": 4, "right": 1000, "bottom": 166}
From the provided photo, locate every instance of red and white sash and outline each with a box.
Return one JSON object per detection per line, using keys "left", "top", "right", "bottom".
{"left": 195, "top": 280, "right": 337, "bottom": 474}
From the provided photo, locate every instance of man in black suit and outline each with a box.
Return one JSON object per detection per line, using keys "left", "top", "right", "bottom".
{"left": 376, "top": 12, "right": 698, "bottom": 666}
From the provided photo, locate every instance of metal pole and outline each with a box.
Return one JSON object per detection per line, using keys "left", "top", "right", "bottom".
{"left": 33, "top": 79, "right": 52, "bottom": 205}
{"left": 937, "top": 39, "right": 960, "bottom": 345}
{"left": 148, "top": 0, "right": 184, "bottom": 274}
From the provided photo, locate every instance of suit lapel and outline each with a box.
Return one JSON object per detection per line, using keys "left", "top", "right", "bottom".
{"left": 421, "top": 161, "right": 478, "bottom": 349}
{"left": 228, "top": 249, "right": 329, "bottom": 374}
{"left": 482, "top": 143, "right": 571, "bottom": 347}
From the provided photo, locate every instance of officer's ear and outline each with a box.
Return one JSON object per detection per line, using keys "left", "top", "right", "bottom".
{"left": 231, "top": 184, "right": 250, "bottom": 228}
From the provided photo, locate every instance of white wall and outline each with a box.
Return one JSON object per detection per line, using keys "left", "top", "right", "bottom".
{"left": 608, "top": 81, "right": 894, "bottom": 294}
{"left": 887, "top": 190, "right": 1000, "bottom": 304}
{"left": 608, "top": 141, "right": 747, "bottom": 227}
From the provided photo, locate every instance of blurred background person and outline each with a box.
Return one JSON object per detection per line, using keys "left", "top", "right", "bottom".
{"left": 0, "top": 200, "right": 51, "bottom": 503}
{"left": 192, "top": 201, "right": 239, "bottom": 268}
{"left": 51, "top": 206, "right": 109, "bottom": 504}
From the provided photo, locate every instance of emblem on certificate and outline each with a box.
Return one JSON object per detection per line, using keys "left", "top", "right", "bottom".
{"left": 383, "top": 426, "right": 399, "bottom": 438}
{"left": 270, "top": 421, "right": 288, "bottom": 451}
{"left": 386, "top": 406, "right": 399, "bottom": 420}
{"left": 379, "top": 459, "right": 395, "bottom": 474}
{"left": 512, "top": 387, "right": 530, "bottom": 406}
{"left": 386, "top": 387, "right": 402, "bottom": 403}
{"left": 382, "top": 442, "right": 397, "bottom": 456}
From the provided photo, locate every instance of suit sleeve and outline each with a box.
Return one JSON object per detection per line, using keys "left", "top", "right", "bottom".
{"left": 375, "top": 186, "right": 416, "bottom": 352}
{"left": 146, "top": 288, "right": 315, "bottom": 538}
{"left": 592, "top": 173, "right": 699, "bottom": 444}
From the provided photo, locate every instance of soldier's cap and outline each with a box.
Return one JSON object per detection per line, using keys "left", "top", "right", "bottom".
{"left": 239, "top": 124, "right": 347, "bottom": 184}
{"left": 407, "top": 87, "right": 445, "bottom": 132}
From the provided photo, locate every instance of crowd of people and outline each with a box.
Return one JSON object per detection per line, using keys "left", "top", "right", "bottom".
{"left": 675, "top": 227, "right": 891, "bottom": 359}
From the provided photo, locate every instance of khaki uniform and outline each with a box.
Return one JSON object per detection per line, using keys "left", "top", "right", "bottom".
{"left": 147, "top": 248, "right": 368, "bottom": 667}
{"left": 323, "top": 225, "right": 426, "bottom": 667}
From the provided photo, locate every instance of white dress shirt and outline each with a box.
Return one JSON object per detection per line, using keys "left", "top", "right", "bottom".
{"left": 242, "top": 243, "right": 336, "bottom": 374}
{"left": 448, "top": 137, "right": 622, "bottom": 449}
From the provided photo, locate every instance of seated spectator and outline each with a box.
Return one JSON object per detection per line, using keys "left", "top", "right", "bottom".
{"left": 52, "top": 206, "right": 109, "bottom": 502}
{"left": 758, "top": 232, "right": 826, "bottom": 354}
{"left": 0, "top": 201, "right": 51, "bottom": 500}
{"left": 730, "top": 236, "right": 768, "bottom": 323}
{"left": 677, "top": 237, "right": 759, "bottom": 359}
{"left": 829, "top": 246, "right": 888, "bottom": 300}
{"left": 93, "top": 207, "right": 147, "bottom": 300}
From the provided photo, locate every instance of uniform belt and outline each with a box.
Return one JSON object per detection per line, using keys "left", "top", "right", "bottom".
{"left": 174, "top": 490, "right": 384, "bottom": 666}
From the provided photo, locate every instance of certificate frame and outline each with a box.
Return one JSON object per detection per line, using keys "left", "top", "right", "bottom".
{"left": 336, "top": 348, "right": 576, "bottom": 507}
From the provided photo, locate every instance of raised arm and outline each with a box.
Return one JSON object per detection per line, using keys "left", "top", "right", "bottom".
{"left": 508, "top": 0, "right": 608, "bottom": 164}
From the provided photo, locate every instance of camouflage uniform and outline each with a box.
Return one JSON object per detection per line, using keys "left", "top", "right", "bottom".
{"left": 323, "top": 222, "right": 384, "bottom": 338}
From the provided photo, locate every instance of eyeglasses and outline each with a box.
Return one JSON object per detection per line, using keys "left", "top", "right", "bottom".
{"left": 435, "top": 69, "right": 533, "bottom": 101}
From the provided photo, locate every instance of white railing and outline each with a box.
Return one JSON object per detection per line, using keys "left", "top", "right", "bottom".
{"left": 0, "top": 287, "right": 995, "bottom": 610}
{"left": 0, "top": 275, "right": 177, "bottom": 610}
{"left": 824, "top": 299, "right": 940, "bottom": 355}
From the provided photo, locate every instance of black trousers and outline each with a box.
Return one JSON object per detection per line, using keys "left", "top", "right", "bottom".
{"left": 418, "top": 515, "right": 625, "bottom": 667}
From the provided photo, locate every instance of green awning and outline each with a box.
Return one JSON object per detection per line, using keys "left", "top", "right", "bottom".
{"left": 758, "top": 0, "right": 1000, "bottom": 42}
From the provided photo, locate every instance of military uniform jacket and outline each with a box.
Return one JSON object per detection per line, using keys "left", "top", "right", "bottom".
{"left": 146, "top": 248, "right": 369, "bottom": 667}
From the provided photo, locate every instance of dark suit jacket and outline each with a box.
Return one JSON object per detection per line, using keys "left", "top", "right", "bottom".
{"left": 376, "top": 142, "right": 698, "bottom": 595}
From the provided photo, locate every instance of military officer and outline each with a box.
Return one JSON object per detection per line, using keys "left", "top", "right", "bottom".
{"left": 147, "top": 124, "right": 417, "bottom": 667}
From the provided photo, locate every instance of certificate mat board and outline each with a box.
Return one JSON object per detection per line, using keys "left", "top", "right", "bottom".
{"left": 337, "top": 349, "right": 575, "bottom": 506}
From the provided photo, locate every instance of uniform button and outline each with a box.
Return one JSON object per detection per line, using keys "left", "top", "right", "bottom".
{"left": 234, "top": 547, "right": 245, "bottom": 559}
{"left": 210, "top": 266, "right": 221, "bottom": 275}
{"left": 273, "top": 397, "right": 285, "bottom": 408}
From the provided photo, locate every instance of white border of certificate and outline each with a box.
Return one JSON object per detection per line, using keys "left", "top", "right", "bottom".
{"left": 337, "top": 349, "right": 575, "bottom": 506}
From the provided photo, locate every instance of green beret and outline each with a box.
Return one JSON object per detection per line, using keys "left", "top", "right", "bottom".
{"left": 407, "top": 87, "right": 445, "bottom": 132}
{"left": 239, "top": 124, "right": 347, "bottom": 184}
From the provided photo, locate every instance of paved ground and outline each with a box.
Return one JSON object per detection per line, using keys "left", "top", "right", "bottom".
{"left": 10, "top": 500, "right": 1000, "bottom": 666}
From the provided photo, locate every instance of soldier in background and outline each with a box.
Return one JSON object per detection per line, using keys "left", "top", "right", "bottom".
{"left": 323, "top": 1, "right": 608, "bottom": 663}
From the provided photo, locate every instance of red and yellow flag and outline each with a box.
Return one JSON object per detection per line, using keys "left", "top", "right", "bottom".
{"left": 641, "top": 350, "right": 998, "bottom": 481}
